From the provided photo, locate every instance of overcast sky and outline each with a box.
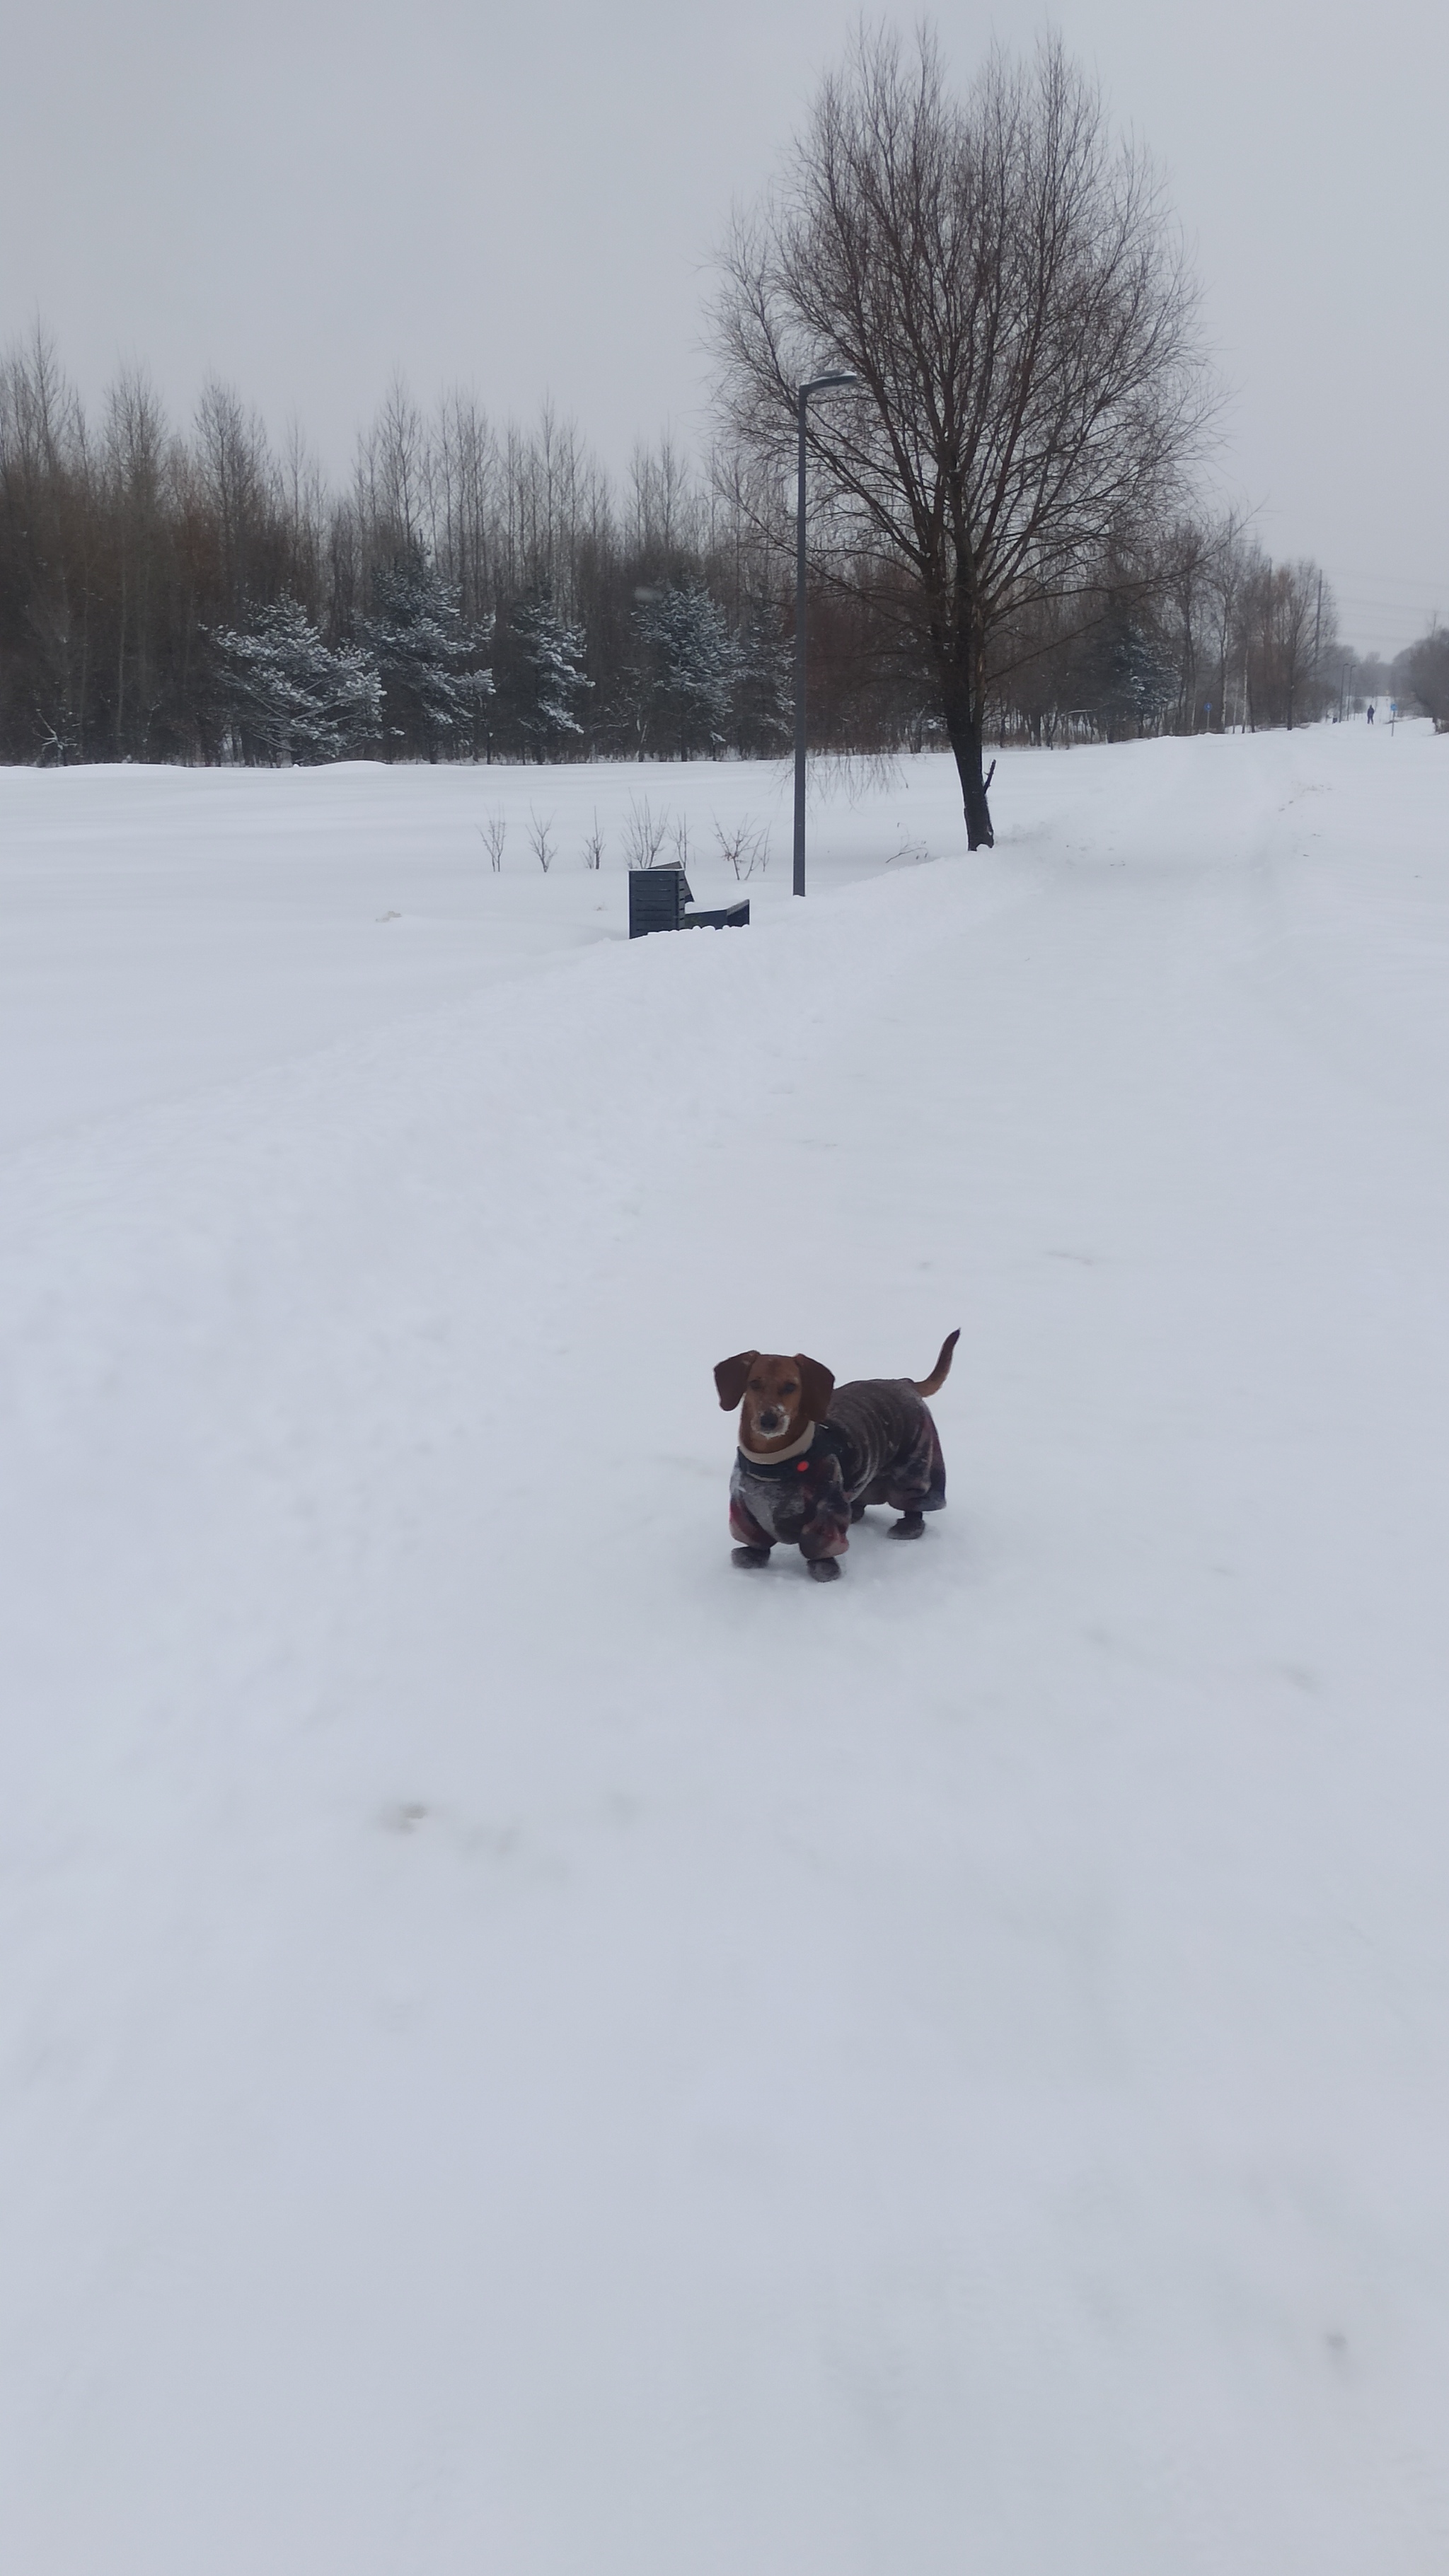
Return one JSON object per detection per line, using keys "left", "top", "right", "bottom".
{"left": 3, "top": 0, "right": 1443, "bottom": 656}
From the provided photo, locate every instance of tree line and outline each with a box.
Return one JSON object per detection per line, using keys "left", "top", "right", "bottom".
{"left": 1, "top": 30, "right": 1422, "bottom": 789}
{"left": 0, "top": 338, "right": 801, "bottom": 767}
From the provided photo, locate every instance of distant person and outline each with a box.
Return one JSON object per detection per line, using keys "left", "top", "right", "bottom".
{"left": 1366, "top": 701, "right": 1375, "bottom": 724}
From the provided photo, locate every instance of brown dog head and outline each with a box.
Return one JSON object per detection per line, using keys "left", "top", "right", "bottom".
{"left": 714, "top": 1349, "right": 836, "bottom": 1449}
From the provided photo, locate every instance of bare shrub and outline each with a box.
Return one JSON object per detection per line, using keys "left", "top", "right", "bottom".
{"left": 527, "top": 808, "right": 555, "bottom": 873}
{"left": 713, "top": 814, "right": 771, "bottom": 880}
{"left": 582, "top": 811, "right": 606, "bottom": 870}
{"left": 622, "top": 796, "right": 671, "bottom": 867}
{"left": 479, "top": 813, "right": 507, "bottom": 871}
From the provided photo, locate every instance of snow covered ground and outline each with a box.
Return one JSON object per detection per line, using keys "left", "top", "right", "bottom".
{"left": 2, "top": 726, "right": 1447, "bottom": 2574}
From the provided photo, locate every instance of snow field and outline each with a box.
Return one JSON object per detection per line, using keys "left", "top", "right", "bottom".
{"left": 1, "top": 726, "right": 1448, "bottom": 2572}
{"left": 0, "top": 752, "right": 903, "bottom": 1154}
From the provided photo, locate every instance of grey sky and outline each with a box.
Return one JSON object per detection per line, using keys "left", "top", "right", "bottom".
{"left": 4, "top": 0, "right": 1443, "bottom": 657}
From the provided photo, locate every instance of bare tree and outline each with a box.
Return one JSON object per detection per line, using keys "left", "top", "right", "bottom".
{"left": 713, "top": 28, "right": 1212, "bottom": 845}
{"left": 104, "top": 367, "right": 174, "bottom": 753}
{"left": 0, "top": 327, "right": 93, "bottom": 760}
{"left": 1397, "top": 625, "right": 1448, "bottom": 728}
{"left": 192, "top": 377, "right": 273, "bottom": 622}
{"left": 354, "top": 373, "right": 427, "bottom": 554}
{"left": 1244, "top": 559, "right": 1337, "bottom": 731}
{"left": 1199, "top": 514, "right": 1255, "bottom": 731}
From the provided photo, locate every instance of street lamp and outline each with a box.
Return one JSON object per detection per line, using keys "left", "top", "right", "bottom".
{"left": 793, "top": 371, "right": 860, "bottom": 897}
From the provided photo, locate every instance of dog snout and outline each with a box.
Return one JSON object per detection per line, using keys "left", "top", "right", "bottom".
{"left": 757, "top": 1405, "right": 785, "bottom": 1432}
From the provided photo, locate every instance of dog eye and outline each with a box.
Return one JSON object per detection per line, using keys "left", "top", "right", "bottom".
{"left": 780, "top": 1381, "right": 797, "bottom": 1395}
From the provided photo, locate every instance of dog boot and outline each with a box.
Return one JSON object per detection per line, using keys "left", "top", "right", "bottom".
{"left": 807, "top": 1557, "right": 841, "bottom": 1582}
{"left": 887, "top": 1512, "right": 925, "bottom": 1541}
{"left": 732, "top": 1544, "right": 772, "bottom": 1569}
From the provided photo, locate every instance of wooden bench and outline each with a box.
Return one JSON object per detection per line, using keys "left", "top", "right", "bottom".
{"left": 628, "top": 863, "right": 749, "bottom": 939}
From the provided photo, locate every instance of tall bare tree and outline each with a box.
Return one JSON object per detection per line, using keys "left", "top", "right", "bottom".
{"left": 103, "top": 367, "right": 172, "bottom": 753}
{"left": 1244, "top": 559, "right": 1337, "bottom": 731}
{"left": 712, "top": 28, "right": 1212, "bottom": 845}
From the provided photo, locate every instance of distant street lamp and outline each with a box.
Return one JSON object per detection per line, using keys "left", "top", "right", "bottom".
{"left": 793, "top": 372, "right": 860, "bottom": 896}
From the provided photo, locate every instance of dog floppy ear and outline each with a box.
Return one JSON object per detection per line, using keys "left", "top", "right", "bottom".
{"left": 795, "top": 1354, "right": 835, "bottom": 1422}
{"left": 714, "top": 1351, "right": 758, "bottom": 1412}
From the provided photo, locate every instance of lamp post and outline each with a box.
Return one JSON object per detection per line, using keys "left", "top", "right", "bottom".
{"left": 793, "top": 371, "right": 860, "bottom": 896}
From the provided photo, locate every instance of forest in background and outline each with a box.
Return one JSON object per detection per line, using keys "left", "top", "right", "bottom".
{"left": 0, "top": 330, "right": 1437, "bottom": 768}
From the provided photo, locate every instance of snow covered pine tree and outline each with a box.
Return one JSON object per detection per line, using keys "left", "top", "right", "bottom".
{"left": 209, "top": 599, "right": 381, "bottom": 765}
{"left": 1103, "top": 613, "right": 1179, "bottom": 737}
{"left": 502, "top": 588, "right": 592, "bottom": 759}
{"left": 362, "top": 546, "right": 494, "bottom": 759}
{"left": 633, "top": 579, "right": 737, "bottom": 759}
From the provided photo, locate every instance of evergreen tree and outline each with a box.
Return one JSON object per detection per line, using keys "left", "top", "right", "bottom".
{"left": 502, "top": 586, "right": 592, "bottom": 759}
{"left": 362, "top": 545, "right": 492, "bottom": 758}
{"left": 733, "top": 593, "right": 792, "bottom": 754}
{"left": 210, "top": 598, "right": 381, "bottom": 764}
{"left": 632, "top": 579, "right": 737, "bottom": 759}
{"left": 1088, "top": 610, "right": 1178, "bottom": 737}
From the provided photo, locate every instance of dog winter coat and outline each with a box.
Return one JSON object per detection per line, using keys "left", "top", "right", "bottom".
{"left": 729, "top": 1379, "right": 946, "bottom": 1563}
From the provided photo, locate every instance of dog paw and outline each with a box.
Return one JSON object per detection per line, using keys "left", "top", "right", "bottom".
{"left": 807, "top": 1557, "right": 841, "bottom": 1582}
{"left": 732, "top": 1544, "right": 772, "bottom": 1569}
{"left": 887, "top": 1514, "right": 925, "bottom": 1541}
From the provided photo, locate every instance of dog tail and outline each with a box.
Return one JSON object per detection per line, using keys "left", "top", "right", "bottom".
{"left": 913, "top": 1328, "right": 960, "bottom": 1397}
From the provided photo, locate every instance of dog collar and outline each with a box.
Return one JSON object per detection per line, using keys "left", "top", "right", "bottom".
{"left": 738, "top": 1420, "right": 816, "bottom": 1468}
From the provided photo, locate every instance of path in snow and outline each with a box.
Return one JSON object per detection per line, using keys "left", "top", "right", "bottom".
{"left": 1, "top": 729, "right": 1447, "bottom": 2574}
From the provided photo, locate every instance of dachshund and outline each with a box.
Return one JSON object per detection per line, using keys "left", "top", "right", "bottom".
{"left": 713, "top": 1332, "right": 958, "bottom": 1582}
